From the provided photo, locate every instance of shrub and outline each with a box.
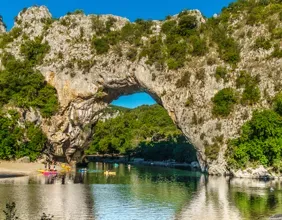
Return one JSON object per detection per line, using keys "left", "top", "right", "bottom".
{"left": 215, "top": 66, "right": 228, "bottom": 82}
{"left": 105, "top": 17, "right": 117, "bottom": 32}
{"left": 126, "top": 48, "right": 138, "bottom": 62}
{"left": 241, "top": 85, "right": 261, "bottom": 105}
{"left": 273, "top": 92, "right": 282, "bottom": 115}
{"left": 236, "top": 71, "right": 254, "bottom": 88}
{"left": 20, "top": 36, "right": 50, "bottom": 66}
{"left": 196, "top": 68, "right": 206, "bottom": 82}
{"left": 185, "top": 96, "right": 194, "bottom": 107}
{"left": 227, "top": 110, "right": 282, "bottom": 170}
{"left": 71, "top": 9, "right": 84, "bottom": 15}
{"left": 161, "top": 20, "right": 177, "bottom": 34}
{"left": 253, "top": 37, "right": 271, "bottom": 50}
{"left": 209, "top": 23, "right": 240, "bottom": 65}
{"left": 212, "top": 88, "right": 238, "bottom": 117}
{"left": 207, "top": 57, "right": 217, "bottom": 65}
{"left": 0, "top": 112, "right": 48, "bottom": 161}
{"left": 92, "top": 37, "right": 110, "bottom": 54}
{"left": 139, "top": 37, "right": 165, "bottom": 67}
{"left": 91, "top": 16, "right": 106, "bottom": 35}
{"left": 235, "top": 71, "right": 261, "bottom": 105}
{"left": 176, "top": 72, "right": 191, "bottom": 88}
{"left": 0, "top": 27, "right": 22, "bottom": 48}
{"left": 205, "top": 143, "right": 220, "bottom": 161}
{"left": 271, "top": 28, "right": 282, "bottom": 39}
{"left": 0, "top": 53, "right": 58, "bottom": 117}
{"left": 219, "top": 37, "right": 240, "bottom": 65}
{"left": 271, "top": 44, "right": 282, "bottom": 58}
{"left": 166, "top": 41, "right": 187, "bottom": 69}
{"left": 189, "top": 35, "right": 208, "bottom": 56}
{"left": 177, "top": 15, "right": 198, "bottom": 36}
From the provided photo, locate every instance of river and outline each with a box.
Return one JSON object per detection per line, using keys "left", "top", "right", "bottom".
{"left": 0, "top": 163, "right": 281, "bottom": 220}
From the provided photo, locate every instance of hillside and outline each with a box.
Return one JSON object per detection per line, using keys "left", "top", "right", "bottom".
{"left": 86, "top": 104, "right": 197, "bottom": 163}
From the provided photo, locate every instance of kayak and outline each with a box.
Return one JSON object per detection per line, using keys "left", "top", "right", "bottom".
{"left": 38, "top": 170, "right": 58, "bottom": 175}
{"left": 87, "top": 169, "right": 103, "bottom": 173}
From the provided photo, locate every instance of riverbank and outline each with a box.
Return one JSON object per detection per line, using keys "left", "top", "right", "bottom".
{"left": 0, "top": 161, "right": 45, "bottom": 177}
{"left": 84, "top": 156, "right": 201, "bottom": 171}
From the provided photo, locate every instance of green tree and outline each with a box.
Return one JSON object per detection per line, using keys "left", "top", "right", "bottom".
{"left": 212, "top": 88, "right": 238, "bottom": 117}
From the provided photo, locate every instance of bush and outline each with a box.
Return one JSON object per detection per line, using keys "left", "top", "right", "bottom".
{"left": 205, "top": 143, "right": 220, "bottom": 161}
{"left": 271, "top": 44, "right": 282, "bottom": 58}
{"left": 235, "top": 71, "right": 261, "bottom": 105}
{"left": 0, "top": 111, "right": 47, "bottom": 161}
{"left": 0, "top": 27, "right": 22, "bottom": 49}
{"left": 215, "top": 66, "right": 228, "bottom": 82}
{"left": 207, "top": 57, "right": 217, "bottom": 65}
{"left": 241, "top": 85, "right": 261, "bottom": 105}
{"left": 271, "top": 28, "right": 282, "bottom": 39}
{"left": 67, "top": 9, "right": 84, "bottom": 15}
{"left": 20, "top": 36, "right": 50, "bottom": 66}
{"left": 161, "top": 20, "right": 177, "bottom": 34}
{"left": 126, "top": 48, "right": 138, "bottom": 62}
{"left": 273, "top": 92, "right": 282, "bottom": 115}
{"left": 227, "top": 110, "right": 282, "bottom": 171}
{"left": 212, "top": 88, "right": 238, "bottom": 117}
{"left": 92, "top": 37, "right": 110, "bottom": 54}
{"left": 175, "top": 72, "right": 191, "bottom": 88}
{"left": 253, "top": 37, "right": 271, "bottom": 50}
{"left": 185, "top": 96, "right": 194, "bottom": 107}
{"left": 0, "top": 53, "right": 58, "bottom": 117}
{"left": 91, "top": 16, "right": 106, "bottom": 35}
{"left": 177, "top": 15, "right": 197, "bottom": 36}
{"left": 236, "top": 71, "right": 253, "bottom": 88}
{"left": 139, "top": 37, "right": 165, "bottom": 67}
{"left": 219, "top": 37, "right": 240, "bottom": 65}
{"left": 189, "top": 35, "right": 208, "bottom": 56}
{"left": 166, "top": 41, "right": 187, "bottom": 69}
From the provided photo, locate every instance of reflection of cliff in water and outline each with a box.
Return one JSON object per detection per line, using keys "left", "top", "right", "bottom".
{"left": 176, "top": 177, "right": 282, "bottom": 220}
{"left": 0, "top": 175, "right": 95, "bottom": 219}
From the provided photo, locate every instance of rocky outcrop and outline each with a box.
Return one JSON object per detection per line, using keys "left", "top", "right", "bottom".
{"left": 0, "top": 16, "right": 6, "bottom": 33}
{"left": 0, "top": 5, "right": 281, "bottom": 175}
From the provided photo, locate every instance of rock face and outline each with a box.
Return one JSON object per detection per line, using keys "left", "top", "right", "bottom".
{"left": 0, "top": 16, "right": 6, "bottom": 33}
{"left": 0, "top": 5, "right": 281, "bottom": 175}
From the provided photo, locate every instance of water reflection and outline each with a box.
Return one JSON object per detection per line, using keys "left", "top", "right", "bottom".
{"left": 0, "top": 163, "right": 281, "bottom": 220}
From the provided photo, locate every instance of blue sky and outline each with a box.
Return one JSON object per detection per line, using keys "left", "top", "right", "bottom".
{"left": 0, "top": 0, "right": 235, "bottom": 108}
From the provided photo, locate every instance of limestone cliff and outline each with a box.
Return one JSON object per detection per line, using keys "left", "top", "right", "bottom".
{"left": 0, "top": 3, "right": 281, "bottom": 175}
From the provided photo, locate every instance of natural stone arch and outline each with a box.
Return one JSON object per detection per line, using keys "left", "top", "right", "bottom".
{"left": 1, "top": 5, "right": 281, "bottom": 175}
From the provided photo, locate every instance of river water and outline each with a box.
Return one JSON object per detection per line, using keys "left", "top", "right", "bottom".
{"left": 0, "top": 163, "right": 281, "bottom": 220}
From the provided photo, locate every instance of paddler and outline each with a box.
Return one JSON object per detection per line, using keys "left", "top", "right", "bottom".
{"left": 52, "top": 160, "right": 57, "bottom": 171}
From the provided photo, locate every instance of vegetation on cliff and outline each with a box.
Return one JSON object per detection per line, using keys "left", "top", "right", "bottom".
{"left": 0, "top": 34, "right": 58, "bottom": 161}
{"left": 227, "top": 93, "right": 282, "bottom": 172}
{"left": 86, "top": 104, "right": 197, "bottom": 163}
{"left": 0, "top": 110, "right": 47, "bottom": 161}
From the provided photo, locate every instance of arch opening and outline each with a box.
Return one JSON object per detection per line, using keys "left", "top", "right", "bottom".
{"left": 82, "top": 92, "right": 199, "bottom": 170}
